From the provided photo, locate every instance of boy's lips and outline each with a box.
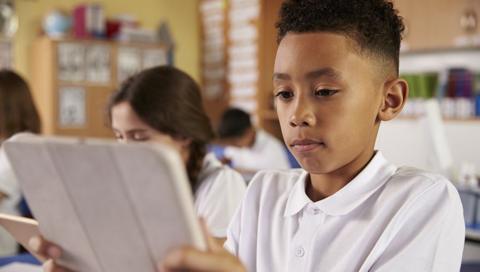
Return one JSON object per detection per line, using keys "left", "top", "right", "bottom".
{"left": 290, "top": 139, "right": 325, "bottom": 152}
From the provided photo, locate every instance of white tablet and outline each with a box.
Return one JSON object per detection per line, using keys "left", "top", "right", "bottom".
{"left": 3, "top": 133, "right": 206, "bottom": 272}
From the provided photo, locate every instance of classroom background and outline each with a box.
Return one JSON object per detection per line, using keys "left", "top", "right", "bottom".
{"left": 0, "top": 0, "right": 479, "bottom": 270}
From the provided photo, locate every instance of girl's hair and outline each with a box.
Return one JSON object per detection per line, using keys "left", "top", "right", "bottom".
{"left": 0, "top": 69, "right": 41, "bottom": 139}
{"left": 107, "top": 66, "right": 215, "bottom": 191}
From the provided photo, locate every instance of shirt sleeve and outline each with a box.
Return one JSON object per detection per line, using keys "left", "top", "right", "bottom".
{"left": 195, "top": 167, "right": 246, "bottom": 238}
{"left": 224, "top": 171, "right": 266, "bottom": 271}
{"left": 224, "top": 202, "right": 241, "bottom": 256}
{"left": 224, "top": 172, "right": 255, "bottom": 256}
{"left": 370, "top": 180, "right": 465, "bottom": 272}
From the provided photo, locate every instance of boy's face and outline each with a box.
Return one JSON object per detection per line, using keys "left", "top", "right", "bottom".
{"left": 274, "top": 32, "right": 385, "bottom": 175}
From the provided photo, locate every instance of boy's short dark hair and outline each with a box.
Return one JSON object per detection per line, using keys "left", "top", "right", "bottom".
{"left": 276, "top": 0, "right": 405, "bottom": 74}
{"left": 217, "top": 108, "right": 252, "bottom": 139}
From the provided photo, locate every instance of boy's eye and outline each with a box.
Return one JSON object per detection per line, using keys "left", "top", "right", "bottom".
{"left": 315, "top": 89, "right": 338, "bottom": 97}
{"left": 275, "top": 90, "right": 294, "bottom": 100}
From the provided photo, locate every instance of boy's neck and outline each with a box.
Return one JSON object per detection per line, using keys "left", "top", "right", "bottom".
{"left": 306, "top": 150, "right": 376, "bottom": 202}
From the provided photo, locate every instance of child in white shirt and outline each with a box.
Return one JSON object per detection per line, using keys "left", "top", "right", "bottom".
{"left": 159, "top": 0, "right": 465, "bottom": 271}
{"left": 0, "top": 70, "right": 41, "bottom": 256}
{"left": 35, "top": 0, "right": 465, "bottom": 271}
{"left": 217, "top": 108, "right": 291, "bottom": 179}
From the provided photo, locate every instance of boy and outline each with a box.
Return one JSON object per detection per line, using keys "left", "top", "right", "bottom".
{"left": 161, "top": 0, "right": 465, "bottom": 271}
{"left": 216, "top": 108, "right": 291, "bottom": 178}
{"left": 36, "top": 0, "right": 465, "bottom": 271}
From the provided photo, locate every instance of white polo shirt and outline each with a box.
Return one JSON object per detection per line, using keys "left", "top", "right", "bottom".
{"left": 194, "top": 153, "right": 246, "bottom": 238}
{"left": 224, "top": 130, "right": 290, "bottom": 172}
{"left": 224, "top": 151, "right": 465, "bottom": 272}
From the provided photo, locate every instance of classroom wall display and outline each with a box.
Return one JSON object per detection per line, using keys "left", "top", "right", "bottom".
{"left": 59, "top": 86, "right": 86, "bottom": 128}
{"left": 117, "top": 46, "right": 168, "bottom": 83}
{"left": 57, "top": 42, "right": 85, "bottom": 82}
{"left": 0, "top": 41, "right": 12, "bottom": 68}
{"left": 117, "top": 47, "right": 142, "bottom": 84}
{"left": 200, "top": 0, "right": 226, "bottom": 101}
{"left": 31, "top": 37, "right": 169, "bottom": 138}
{"left": 143, "top": 48, "right": 168, "bottom": 70}
{"left": 199, "top": 0, "right": 229, "bottom": 127}
{"left": 85, "top": 44, "right": 111, "bottom": 84}
{"left": 199, "top": 0, "right": 285, "bottom": 138}
{"left": 227, "top": 0, "right": 260, "bottom": 115}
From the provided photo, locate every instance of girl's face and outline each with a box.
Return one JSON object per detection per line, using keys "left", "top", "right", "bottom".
{"left": 111, "top": 102, "right": 191, "bottom": 163}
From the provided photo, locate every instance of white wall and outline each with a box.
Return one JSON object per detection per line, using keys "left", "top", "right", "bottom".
{"left": 376, "top": 118, "right": 480, "bottom": 175}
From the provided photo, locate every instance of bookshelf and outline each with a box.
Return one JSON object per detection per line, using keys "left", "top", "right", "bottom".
{"left": 399, "top": 48, "right": 480, "bottom": 121}
{"left": 31, "top": 37, "right": 168, "bottom": 138}
{"left": 198, "top": 0, "right": 229, "bottom": 127}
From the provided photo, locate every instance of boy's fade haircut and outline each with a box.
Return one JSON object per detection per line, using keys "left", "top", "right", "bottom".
{"left": 276, "top": 0, "right": 405, "bottom": 75}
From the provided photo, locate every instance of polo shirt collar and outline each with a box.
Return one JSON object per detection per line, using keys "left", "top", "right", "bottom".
{"left": 284, "top": 151, "right": 397, "bottom": 217}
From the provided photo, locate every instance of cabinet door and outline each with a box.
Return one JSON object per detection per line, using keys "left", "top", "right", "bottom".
{"left": 257, "top": 0, "right": 284, "bottom": 139}
{"left": 395, "top": 0, "right": 480, "bottom": 50}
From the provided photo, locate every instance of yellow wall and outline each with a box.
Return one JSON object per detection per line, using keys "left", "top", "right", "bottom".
{"left": 14, "top": 0, "right": 200, "bottom": 82}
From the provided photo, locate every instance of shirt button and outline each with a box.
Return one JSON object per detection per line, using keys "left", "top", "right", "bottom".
{"left": 312, "top": 208, "right": 320, "bottom": 214}
{"left": 295, "top": 246, "right": 305, "bottom": 257}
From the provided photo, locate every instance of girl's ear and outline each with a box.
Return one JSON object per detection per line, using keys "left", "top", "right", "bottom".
{"left": 378, "top": 78, "right": 409, "bottom": 121}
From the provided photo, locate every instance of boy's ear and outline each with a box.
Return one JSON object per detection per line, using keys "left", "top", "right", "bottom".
{"left": 378, "top": 78, "right": 408, "bottom": 121}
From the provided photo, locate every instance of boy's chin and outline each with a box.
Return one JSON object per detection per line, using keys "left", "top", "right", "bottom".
{"left": 298, "top": 159, "right": 338, "bottom": 175}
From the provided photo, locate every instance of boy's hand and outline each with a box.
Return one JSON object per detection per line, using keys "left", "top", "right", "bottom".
{"left": 28, "top": 235, "right": 73, "bottom": 272}
{"left": 159, "top": 219, "right": 246, "bottom": 272}
{"left": 28, "top": 220, "right": 246, "bottom": 272}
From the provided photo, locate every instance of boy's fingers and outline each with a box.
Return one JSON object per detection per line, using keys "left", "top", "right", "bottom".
{"left": 46, "top": 244, "right": 62, "bottom": 259}
{"left": 199, "top": 218, "right": 222, "bottom": 252}
{"left": 28, "top": 236, "right": 43, "bottom": 253}
{"left": 160, "top": 246, "right": 240, "bottom": 272}
{"left": 29, "top": 236, "right": 62, "bottom": 259}
{"left": 43, "top": 259, "right": 69, "bottom": 272}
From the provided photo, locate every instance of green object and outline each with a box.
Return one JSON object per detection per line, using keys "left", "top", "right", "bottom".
{"left": 401, "top": 72, "right": 439, "bottom": 98}
{"left": 425, "top": 72, "right": 439, "bottom": 98}
{"left": 402, "top": 74, "right": 417, "bottom": 98}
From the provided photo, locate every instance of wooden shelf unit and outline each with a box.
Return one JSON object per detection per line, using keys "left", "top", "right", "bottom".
{"left": 31, "top": 37, "right": 168, "bottom": 138}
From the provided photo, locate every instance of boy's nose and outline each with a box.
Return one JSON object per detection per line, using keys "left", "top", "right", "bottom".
{"left": 289, "top": 100, "right": 315, "bottom": 127}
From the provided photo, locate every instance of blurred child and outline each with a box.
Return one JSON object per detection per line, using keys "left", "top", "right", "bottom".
{"left": 0, "top": 69, "right": 41, "bottom": 256}
{"left": 216, "top": 108, "right": 291, "bottom": 179}
{"left": 106, "top": 67, "right": 246, "bottom": 240}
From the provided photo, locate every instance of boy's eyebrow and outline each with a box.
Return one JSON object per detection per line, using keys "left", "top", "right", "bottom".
{"left": 273, "top": 73, "right": 291, "bottom": 81}
{"left": 273, "top": 67, "right": 342, "bottom": 81}
{"left": 305, "top": 67, "right": 342, "bottom": 80}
